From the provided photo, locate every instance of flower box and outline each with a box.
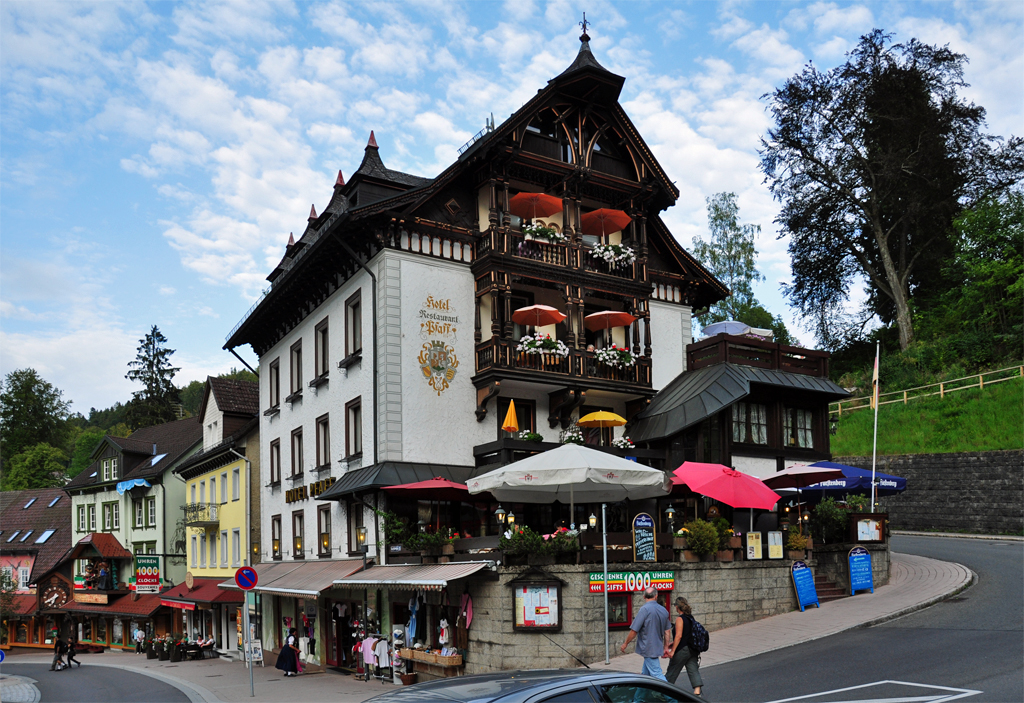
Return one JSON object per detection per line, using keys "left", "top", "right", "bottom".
{"left": 728, "top": 536, "right": 742, "bottom": 549}
{"left": 517, "top": 334, "right": 570, "bottom": 358}
{"left": 594, "top": 345, "right": 636, "bottom": 368}
{"left": 681, "top": 550, "right": 700, "bottom": 562}
{"left": 673, "top": 536, "right": 688, "bottom": 550}
{"left": 522, "top": 224, "right": 566, "bottom": 244}
{"left": 591, "top": 243, "right": 636, "bottom": 268}
{"left": 787, "top": 550, "right": 805, "bottom": 560}
{"left": 716, "top": 550, "right": 734, "bottom": 562}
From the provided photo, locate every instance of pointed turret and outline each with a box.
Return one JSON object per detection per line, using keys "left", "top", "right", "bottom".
{"left": 308, "top": 205, "right": 318, "bottom": 222}
{"left": 325, "top": 170, "right": 350, "bottom": 215}
{"left": 367, "top": 130, "right": 378, "bottom": 149}
{"left": 287, "top": 232, "right": 295, "bottom": 246}
{"left": 335, "top": 170, "right": 345, "bottom": 187}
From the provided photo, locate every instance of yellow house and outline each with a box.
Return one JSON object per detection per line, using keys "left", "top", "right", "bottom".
{"left": 168, "top": 377, "right": 260, "bottom": 658}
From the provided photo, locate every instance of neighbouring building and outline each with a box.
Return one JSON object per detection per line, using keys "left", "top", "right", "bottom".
{"left": 163, "top": 377, "right": 258, "bottom": 658}
{"left": 0, "top": 487, "right": 72, "bottom": 650}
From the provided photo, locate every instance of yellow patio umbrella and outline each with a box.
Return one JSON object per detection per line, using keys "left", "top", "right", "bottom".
{"left": 502, "top": 400, "right": 520, "bottom": 433}
{"left": 577, "top": 411, "right": 626, "bottom": 428}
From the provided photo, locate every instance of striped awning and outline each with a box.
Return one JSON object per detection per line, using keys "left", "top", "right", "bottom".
{"left": 332, "top": 561, "right": 494, "bottom": 591}
{"left": 219, "top": 559, "right": 365, "bottom": 597}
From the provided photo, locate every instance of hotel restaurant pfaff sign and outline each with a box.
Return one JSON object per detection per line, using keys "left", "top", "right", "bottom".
{"left": 286, "top": 477, "right": 336, "bottom": 504}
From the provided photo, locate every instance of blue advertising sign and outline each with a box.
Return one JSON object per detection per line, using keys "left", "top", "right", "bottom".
{"left": 632, "top": 513, "right": 657, "bottom": 562}
{"left": 849, "top": 546, "right": 874, "bottom": 595}
{"left": 791, "top": 561, "right": 820, "bottom": 611}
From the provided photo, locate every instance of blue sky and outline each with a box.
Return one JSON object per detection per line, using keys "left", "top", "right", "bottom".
{"left": 2, "top": 1, "right": 1021, "bottom": 413}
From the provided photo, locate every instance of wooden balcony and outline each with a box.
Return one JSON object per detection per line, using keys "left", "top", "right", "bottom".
{"left": 474, "top": 340, "right": 653, "bottom": 392}
{"left": 687, "top": 334, "right": 830, "bottom": 377}
{"left": 509, "top": 233, "right": 570, "bottom": 267}
{"left": 473, "top": 438, "right": 663, "bottom": 469}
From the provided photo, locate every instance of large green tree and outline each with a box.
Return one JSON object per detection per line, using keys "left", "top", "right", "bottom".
{"left": 0, "top": 369, "right": 71, "bottom": 460}
{"left": 125, "top": 325, "right": 181, "bottom": 430}
{"left": 761, "top": 30, "right": 1024, "bottom": 350}
{"left": 2, "top": 443, "right": 68, "bottom": 490}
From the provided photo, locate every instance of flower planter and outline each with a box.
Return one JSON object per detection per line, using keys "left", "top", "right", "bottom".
{"left": 159, "top": 649, "right": 170, "bottom": 661}
{"left": 170, "top": 645, "right": 181, "bottom": 662}
{"left": 528, "top": 555, "right": 555, "bottom": 566}
{"left": 673, "top": 536, "right": 688, "bottom": 550}
{"left": 700, "top": 553, "right": 717, "bottom": 562}
{"left": 681, "top": 550, "right": 700, "bottom": 562}
{"left": 805, "top": 537, "right": 814, "bottom": 551}
{"left": 441, "top": 544, "right": 455, "bottom": 555}
{"left": 787, "top": 550, "right": 805, "bottom": 560}
{"left": 716, "top": 550, "right": 734, "bottom": 562}
{"left": 146, "top": 645, "right": 157, "bottom": 660}
{"left": 399, "top": 673, "right": 418, "bottom": 686}
{"left": 728, "top": 536, "right": 742, "bottom": 549}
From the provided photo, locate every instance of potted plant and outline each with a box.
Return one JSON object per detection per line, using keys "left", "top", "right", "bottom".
{"left": 787, "top": 532, "right": 808, "bottom": 560}
{"left": 681, "top": 519, "right": 718, "bottom": 562}
{"left": 611, "top": 436, "right": 634, "bottom": 450}
{"left": 169, "top": 635, "right": 182, "bottom": 662}
{"left": 146, "top": 638, "right": 157, "bottom": 659}
{"left": 559, "top": 425, "right": 585, "bottom": 445}
{"left": 517, "top": 334, "right": 570, "bottom": 358}
{"left": 500, "top": 525, "right": 548, "bottom": 565}
{"left": 591, "top": 243, "right": 636, "bottom": 268}
{"left": 522, "top": 223, "right": 566, "bottom": 244}
{"left": 673, "top": 526, "right": 688, "bottom": 551}
{"left": 545, "top": 527, "right": 580, "bottom": 564}
{"left": 594, "top": 345, "right": 637, "bottom": 368}
{"left": 515, "top": 430, "right": 545, "bottom": 443}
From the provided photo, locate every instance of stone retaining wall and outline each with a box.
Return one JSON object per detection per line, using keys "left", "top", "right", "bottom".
{"left": 813, "top": 543, "right": 890, "bottom": 593}
{"left": 835, "top": 450, "right": 1023, "bottom": 535}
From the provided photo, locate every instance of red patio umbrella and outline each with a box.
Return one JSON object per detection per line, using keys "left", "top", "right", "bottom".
{"left": 675, "top": 464, "right": 781, "bottom": 511}
{"left": 512, "top": 305, "right": 567, "bottom": 328}
{"left": 580, "top": 208, "right": 632, "bottom": 237}
{"left": 382, "top": 477, "right": 478, "bottom": 502}
{"left": 508, "top": 192, "right": 563, "bottom": 221}
{"left": 583, "top": 311, "right": 637, "bottom": 331}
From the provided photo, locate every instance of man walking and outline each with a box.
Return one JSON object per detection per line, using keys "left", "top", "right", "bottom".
{"left": 620, "top": 586, "right": 671, "bottom": 681}
{"left": 50, "top": 635, "right": 67, "bottom": 671}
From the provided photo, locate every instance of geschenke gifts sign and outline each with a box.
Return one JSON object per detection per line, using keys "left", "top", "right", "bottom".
{"left": 589, "top": 571, "right": 674, "bottom": 593}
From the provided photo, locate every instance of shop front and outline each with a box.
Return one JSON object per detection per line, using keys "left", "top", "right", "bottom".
{"left": 61, "top": 592, "right": 169, "bottom": 650}
{"left": 160, "top": 577, "right": 246, "bottom": 655}
{"left": 1, "top": 595, "right": 45, "bottom": 650}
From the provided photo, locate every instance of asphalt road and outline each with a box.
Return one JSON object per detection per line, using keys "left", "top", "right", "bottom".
{"left": 702, "top": 535, "right": 1023, "bottom": 703}
{"left": 6, "top": 662, "right": 191, "bottom": 702}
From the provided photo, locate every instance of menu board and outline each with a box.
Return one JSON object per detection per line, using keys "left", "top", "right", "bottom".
{"left": 632, "top": 513, "right": 656, "bottom": 562}
{"left": 767, "top": 531, "right": 784, "bottom": 559}
{"left": 857, "top": 518, "right": 882, "bottom": 541}
{"left": 514, "top": 584, "right": 560, "bottom": 631}
{"left": 848, "top": 546, "right": 874, "bottom": 595}
{"left": 746, "top": 532, "right": 762, "bottom": 560}
{"left": 790, "top": 561, "right": 820, "bottom": 612}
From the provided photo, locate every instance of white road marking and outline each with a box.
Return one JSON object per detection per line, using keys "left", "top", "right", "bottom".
{"left": 765, "top": 680, "right": 982, "bottom": 703}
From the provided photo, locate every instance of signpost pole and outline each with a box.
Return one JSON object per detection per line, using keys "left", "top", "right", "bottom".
{"left": 244, "top": 591, "right": 254, "bottom": 697}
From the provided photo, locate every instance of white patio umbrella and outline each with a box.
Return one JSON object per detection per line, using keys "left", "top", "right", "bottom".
{"left": 468, "top": 443, "right": 670, "bottom": 663}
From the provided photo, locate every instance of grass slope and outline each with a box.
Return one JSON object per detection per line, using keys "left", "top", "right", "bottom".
{"left": 831, "top": 376, "right": 1023, "bottom": 456}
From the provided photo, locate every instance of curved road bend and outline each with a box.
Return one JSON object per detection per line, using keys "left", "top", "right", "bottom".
{"left": 703, "top": 535, "right": 1022, "bottom": 703}
{"left": 4, "top": 662, "right": 190, "bottom": 703}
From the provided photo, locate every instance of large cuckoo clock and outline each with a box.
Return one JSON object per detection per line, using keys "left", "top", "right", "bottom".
{"left": 41, "top": 576, "right": 72, "bottom": 609}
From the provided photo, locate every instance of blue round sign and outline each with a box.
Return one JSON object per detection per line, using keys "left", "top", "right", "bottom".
{"left": 0, "top": 649, "right": 5, "bottom": 663}
{"left": 235, "top": 566, "right": 258, "bottom": 591}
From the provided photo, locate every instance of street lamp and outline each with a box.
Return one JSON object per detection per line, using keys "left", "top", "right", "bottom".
{"left": 495, "top": 506, "right": 506, "bottom": 525}
{"left": 664, "top": 504, "right": 676, "bottom": 532}
{"left": 506, "top": 511, "right": 515, "bottom": 528}
{"left": 589, "top": 513, "right": 598, "bottom": 530}
{"left": 356, "top": 524, "right": 369, "bottom": 679}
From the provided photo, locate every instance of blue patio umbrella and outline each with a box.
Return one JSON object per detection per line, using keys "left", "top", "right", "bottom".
{"left": 798, "top": 461, "right": 907, "bottom": 499}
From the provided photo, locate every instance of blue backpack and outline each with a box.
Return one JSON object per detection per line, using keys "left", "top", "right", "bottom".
{"left": 687, "top": 615, "right": 710, "bottom": 654}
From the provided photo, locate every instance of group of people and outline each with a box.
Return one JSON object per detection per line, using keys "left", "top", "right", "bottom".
{"left": 49, "top": 635, "right": 82, "bottom": 671}
{"left": 621, "top": 587, "right": 704, "bottom": 698}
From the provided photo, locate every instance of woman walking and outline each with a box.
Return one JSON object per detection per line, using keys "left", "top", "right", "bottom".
{"left": 67, "top": 637, "right": 82, "bottom": 668}
{"left": 275, "top": 628, "right": 300, "bottom": 677}
{"left": 666, "top": 597, "right": 703, "bottom": 698}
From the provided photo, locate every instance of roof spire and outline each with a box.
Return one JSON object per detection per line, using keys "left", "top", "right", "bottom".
{"left": 287, "top": 232, "right": 295, "bottom": 246}
{"left": 308, "top": 205, "right": 318, "bottom": 222}
{"left": 335, "top": 170, "right": 345, "bottom": 187}
{"left": 367, "top": 130, "right": 378, "bottom": 149}
{"left": 579, "top": 11, "right": 590, "bottom": 42}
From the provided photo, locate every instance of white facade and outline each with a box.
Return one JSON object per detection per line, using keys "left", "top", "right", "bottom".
{"left": 649, "top": 299, "right": 693, "bottom": 391}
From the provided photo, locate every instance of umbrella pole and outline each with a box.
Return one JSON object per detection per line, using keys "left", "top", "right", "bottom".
{"left": 602, "top": 502, "right": 609, "bottom": 665}
{"left": 570, "top": 485, "right": 575, "bottom": 530}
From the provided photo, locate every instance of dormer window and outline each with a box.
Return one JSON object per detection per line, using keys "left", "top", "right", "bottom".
{"left": 102, "top": 458, "right": 119, "bottom": 482}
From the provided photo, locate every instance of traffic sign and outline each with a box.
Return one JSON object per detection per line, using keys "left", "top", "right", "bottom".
{"left": 235, "top": 566, "right": 258, "bottom": 591}
{"left": 0, "top": 649, "right": 6, "bottom": 663}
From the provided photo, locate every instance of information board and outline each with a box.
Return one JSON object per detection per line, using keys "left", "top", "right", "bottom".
{"left": 767, "top": 531, "right": 784, "bottom": 559}
{"left": 857, "top": 518, "right": 882, "bottom": 541}
{"left": 848, "top": 546, "right": 874, "bottom": 595}
{"left": 245, "top": 638, "right": 264, "bottom": 662}
{"left": 632, "top": 513, "right": 656, "bottom": 562}
{"left": 746, "top": 532, "right": 762, "bottom": 560}
{"left": 588, "top": 571, "right": 674, "bottom": 593}
{"left": 513, "top": 583, "right": 561, "bottom": 631}
{"left": 135, "top": 555, "right": 160, "bottom": 594}
{"left": 790, "top": 561, "right": 820, "bottom": 611}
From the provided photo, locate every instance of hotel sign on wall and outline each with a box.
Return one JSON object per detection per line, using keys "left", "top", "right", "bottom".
{"left": 286, "top": 477, "right": 336, "bottom": 504}
{"left": 417, "top": 296, "right": 459, "bottom": 396}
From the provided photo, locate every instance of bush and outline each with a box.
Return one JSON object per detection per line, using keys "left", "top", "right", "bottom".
{"left": 787, "top": 531, "right": 808, "bottom": 550}
{"left": 712, "top": 517, "right": 734, "bottom": 552}
{"left": 812, "top": 497, "right": 848, "bottom": 544}
{"left": 845, "top": 494, "right": 869, "bottom": 512}
{"left": 499, "top": 526, "right": 547, "bottom": 555}
{"left": 682, "top": 519, "right": 719, "bottom": 557}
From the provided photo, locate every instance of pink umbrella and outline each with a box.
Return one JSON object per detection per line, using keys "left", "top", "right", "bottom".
{"left": 673, "top": 463, "right": 781, "bottom": 510}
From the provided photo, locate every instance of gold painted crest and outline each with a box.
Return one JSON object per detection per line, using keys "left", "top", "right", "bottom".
{"left": 418, "top": 340, "right": 459, "bottom": 395}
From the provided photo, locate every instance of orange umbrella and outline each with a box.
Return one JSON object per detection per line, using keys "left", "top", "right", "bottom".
{"left": 583, "top": 311, "right": 637, "bottom": 331}
{"left": 509, "top": 192, "right": 563, "bottom": 221}
{"left": 580, "top": 208, "right": 631, "bottom": 237}
{"left": 512, "top": 305, "right": 567, "bottom": 327}
{"left": 502, "top": 400, "right": 519, "bottom": 433}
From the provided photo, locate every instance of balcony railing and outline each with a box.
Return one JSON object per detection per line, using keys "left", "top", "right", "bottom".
{"left": 687, "top": 334, "right": 830, "bottom": 376}
{"left": 509, "top": 233, "right": 569, "bottom": 267}
{"left": 473, "top": 438, "right": 664, "bottom": 469}
{"left": 183, "top": 503, "right": 220, "bottom": 528}
{"left": 475, "top": 339, "right": 652, "bottom": 388}
{"left": 582, "top": 250, "right": 635, "bottom": 279}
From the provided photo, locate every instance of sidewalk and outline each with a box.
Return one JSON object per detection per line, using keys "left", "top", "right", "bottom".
{"left": 587, "top": 550, "right": 974, "bottom": 673}
{"left": 2, "top": 551, "right": 974, "bottom": 702}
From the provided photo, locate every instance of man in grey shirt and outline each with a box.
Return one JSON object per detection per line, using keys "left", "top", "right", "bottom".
{"left": 620, "top": 586, "right": 671, "bottom": 680}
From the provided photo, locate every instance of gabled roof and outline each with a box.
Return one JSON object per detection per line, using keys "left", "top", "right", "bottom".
{"left": 69, "top": 532, "right": 134, "bottom": 560}
{"left": 345, "top": 132, "right": 433, "bottom": 191}
{"left": 173, "top": 416, "right": 258, "bottom": 479}
{"left": 200, "top": 377, "right": 259, "bottom": 418}
{"left": 0, "top": 487, "right": 72, "bottom": 584}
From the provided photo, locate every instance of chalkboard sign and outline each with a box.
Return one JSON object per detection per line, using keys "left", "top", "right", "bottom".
{"left": 848, "top": 546, "right": 874, "bottom": 595}
{"left": 632, "top": 513, "right": 656, "bottom": 562}
{"left": 790, "top": 561, "right": 820, "bottom": 611}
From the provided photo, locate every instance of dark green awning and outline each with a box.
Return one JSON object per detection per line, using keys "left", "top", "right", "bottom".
{"left": 318, "top": 461, "right": 480, "bottom": 501}
{"left": 629, "top": 363, "right": 849, "bottom": 442}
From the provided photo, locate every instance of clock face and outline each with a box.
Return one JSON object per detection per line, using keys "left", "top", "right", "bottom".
{"left": 42, "top": 581, "right": 70, "bottom": 608}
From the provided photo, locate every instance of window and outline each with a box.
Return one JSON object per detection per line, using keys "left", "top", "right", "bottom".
{"left": 146, "top": 542, "right": 156, "bottom": 554}
{"left": 48, "top": 495, "right": 61, "bottom": 508}
{"left": 292, "top": 512, "right": 305, "bottom": 559}
{"left": 732, "top": 402, "right": 768, "bottom": 445}
{"left": 600, "top": 683, "right": 688, "bottom": 702}
{"left": 269, "top": 440, "right": 281, "bottom": 484}
{"left": 318, "top": 504, "right": 331, "bottom": 557}
{"left": 346, "top": 398, "right": 362, "bottom": 458}
{"left": 269, "top": 358, "right": 281, "bottom": 408}
{"left": 316, "top": 414, "right": 331, "bottom": 468}
{"left": 191, "top": 536, "right": 198, "bottom": 567}
{"left": 200, "top": 534, "right": 208, "bottom": 567}
{"left": 346, "top": 291, "right": 362, "bottom": 355}
{"left": 200, "top": 481, "right": 206, "bottom": 504}
{"left": 315, "top": 318, "right": 330, "bottom": 377}
{"left": 209, "top": 532, "right": 217, "bottom": 567}
{"left": 191, "top": 483, "right": 197, "bottom": 504}
{"left": 221, "top": 530, "right": 229, "bottom": 567}
{"left": 232, "top": 528, "right": 241, "bottom": 567}
{"left": 5, "top": 531, "right": 19, "bottom": 543}
{"left": 35, "top": 530, "right": 55, "bottom": 544}
{"left": 147, "top": 498, "right": 156, "bottom": 527}
{"left": 290, "top": 340, "right": 303, "bottom": 394}
{"left": 23, "top": 497, "right": 36, "bottom": 509}
{"left": 497, "top": 397, "right": 536, "bottom": 440}
{"left": 232, "top": 468, "right": 240, "bottom": 500}
{"left": 102, "top": 503, "right": 120, "bottom": 531}
{"left": 222, "top": 471, "right": 229, "bottom": 502}
{"left": 19, "top": 567, "right": 30, "bottom": 589}
{"left": 607, "top": 594, "right": 632, "bottom": 628}
{"left": 538, "top": 689, "right": 597, "bottom": 702}
{"left": 135, "top": 501, "right": 144, "bottom": 528}
{"left": 101, "top": 457, "right": 119, "bottom": 482}
{"left": 134, "top": 543, "right": 145, "bottom": 556}
{"left": 88, "top": 505, "right": 96, "bottom": 532}
{"left": 210, "top": 477, "right": 216, "bottom": 505}
{"left": 348, "top": 501, "right": 364, "bottom": 554}
{"left": 291, "top": 429, "right": 304, "bottom": 476}
{"left": 271, "top": 515, "right": 282, "bottom": 560}
{"left": 78, "top": 506, "right": 86, "bottom": 532}
{"left": 784, "top": 407, "right": 815, "bottom": 449}
{"left": 19, "top": 530, "right": 33, "bottom": 542}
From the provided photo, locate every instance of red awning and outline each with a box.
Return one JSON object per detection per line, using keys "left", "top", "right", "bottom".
{"left": 161, "top": 599, "right": 195, "bottom": 610}
{"left": 63, "top": 591, "right": 165, "bottom": 618}
{"left": 160, "top": 577, "right": 244, "bottom": 606}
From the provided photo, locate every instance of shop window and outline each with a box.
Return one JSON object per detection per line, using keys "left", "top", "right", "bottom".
{"left": 269, "top": 358, "right": 281, "bottom": 408}
{"left": 316, "top": 414, "right": 331, "bottom": 468}
{"left": 784, "top": 407, "right": 815, "bottom": 448}
{"left": 113, "top": 618, "right": 123, "bottom": 645}
{"left": 346, "top": 291, "right": 362, "bottom": 356}
{"left": 221, "top": 530, "right": 229, "bottom": 567}
{"left": 232, "top": 468, "right": 240, "bottom": 500}
{"left": 292, "top": 512, "right": 305, "bottom": 559}
{"left": 291, "top": 428, "right": 304, "bottom": 476}
{"left": 347, "top": 501, "right": 364, "bottom": 554}
{"left": 497, "top": 397, "right": 535, "bottom": 440}
{"left": 290, "top": 340, "right": 303, "bottom": 394}
{"left": 315, "top": 317, "right": 330, "bottom": 378}
{"left": 232, "top": 529, "right": 241, "bottom": 567}
{"left": 82, "top": 620, "right": 92, "bottom": 642}
{"left": 732, "top": 402, "right": 768, "bottom": 445}
{"left": 607, "top": 594, "right": 632, "bottom": 628}
{"left": 16, "top": 622, "right": 27, "bottom": 643}
{"left": 269, "top": 440, "right": 281, "bottom": 484}
{"left": 346, "top": 398, "right": 362, "bottom": 458}
{"left": 318, "top": 504, "right": 331, "bottom": 557}
{"left": 96, "top": 618, "right": 107, "bottom": 643}
{"left": 271, "top": 515, "right": 282, "bottom": 560}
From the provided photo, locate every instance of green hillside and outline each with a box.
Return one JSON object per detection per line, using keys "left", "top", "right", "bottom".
{"left": 830, "top": 376, "right": 1023, "bottom": 456}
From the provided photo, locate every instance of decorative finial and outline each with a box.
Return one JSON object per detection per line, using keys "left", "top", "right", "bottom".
{"left": 367, "top": 130, "right": 378, "bottom": 148}
{"left": 335, "top": 170, "right": 345, "bottom": 187}
{"left": 579, "top": 12, "right": 590, "bottom": 42}
{"left": 287, "top": 232, "right": 295, "bottom": 246}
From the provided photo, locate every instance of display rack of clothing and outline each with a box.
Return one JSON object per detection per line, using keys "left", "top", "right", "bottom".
{"left": 356, "top": 632, "right": 393, "bottom": 684}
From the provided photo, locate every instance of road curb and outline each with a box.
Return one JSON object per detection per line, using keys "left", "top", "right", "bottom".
{"left": 0, "top": 673, "right": 41, "bottom": 703}
{"left": 67, "top": 661, "right": 221, "bottom": 703}
{"left": 893, "top": 530, "right": 1024, "bottom": 541}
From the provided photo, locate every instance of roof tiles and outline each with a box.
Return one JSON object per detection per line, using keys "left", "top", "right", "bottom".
{"left": 0, "top": 486, "right": 73, "bottom": 584}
